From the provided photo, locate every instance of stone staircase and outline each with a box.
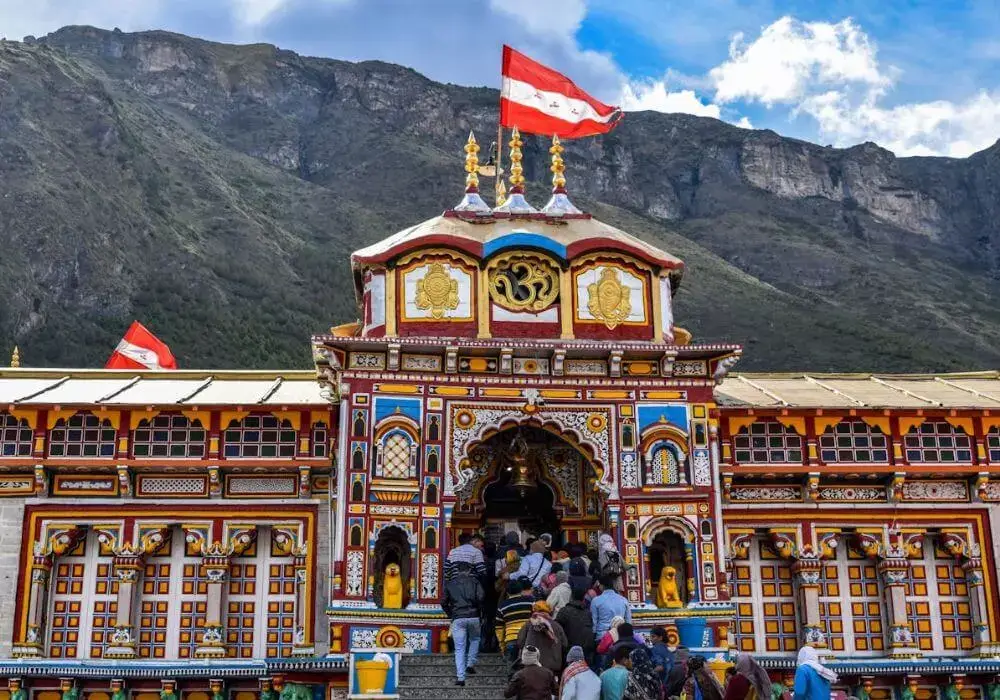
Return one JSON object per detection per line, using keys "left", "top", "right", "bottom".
{"left": 399, "top": 653, "right": 508, "bottom": 700}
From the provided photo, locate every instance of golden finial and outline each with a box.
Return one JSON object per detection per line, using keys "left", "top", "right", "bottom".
{"left": 550, "top": 135, "right": 566, "bottom": 192}
{"left": 496, "top": 179, "right": 507, "bottom": 207}
{"left": 464, "top": 131, "right": 480, "bottom": 191}
{"left": 508, "top": 126, "right": 525, "bottom": 193}
{"left": 10, "top": 346, "right": 20, "bottom": 368}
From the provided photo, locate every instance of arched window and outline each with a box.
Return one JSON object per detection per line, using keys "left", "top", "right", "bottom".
{"left": 427, "top": 416, "right": 440, "bottom": 442}
{"left": 351, "top": 480, "right": 364, "bottom": 502}
{"left": 426, "top": 450, "right": 439, "bottom": 473}
{"left": 904, "top": 422, "right": 971, "bottom": 463}
{"left": 819, "top": 420, "right": 888, "bottom": 463}
{"left": 49, "top": 413, "right": 115, "bottom": 458}
{"left": 988, "top": 428, "right": 1000, "bottom": 461}
{"left": 223, "top": 414, "right": 296, "bottom": 458}
{"left": 133, "top": 414, "right": 206, "bottom": 458}
{"left": 733, "top": 421, "right": 803, "bottom": 464}
{"left": 0, "top": 413, "right": 32, "bottom": 457}
{"left": 645, "top": 443, "right": 681, "bottom": 485}
{"left": 350, "top": 525, "right": 363, "bottom": 547}
{"left": 907, "top": 539, "right": 974, "bottom": 653}
{"left": 621, "top": 422, "right": 635, "bottom": 450}
{"left": 424, "top": 528, "right": 437, "bottom": 549}
{"left": 375, "top": 428, "right": 417, "bottom": 479}
{"left": 311, "top": 422, "right": 328, "bottom": 458}
{"left": 426, "top": 483, "right": 438, "bottom": 504}
{"left": 353, "top": 412, "right": 366, "bottom": 438}
{"left": 352, "top": 446, "right": 364, "bottom": 470}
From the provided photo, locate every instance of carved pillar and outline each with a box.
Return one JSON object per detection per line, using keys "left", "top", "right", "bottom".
{"left": 880, "top": 533, "right": 920, "bottom": 658}
{"left": 292, "top": 544, "right": 314, "bottom": 656}
{"left": 14, "top": 527, "right": 85, "bottom": 658}
{"left": 961, "top": 552, "right": 999, "bottom": 657}
{"left": 194, "top": 543, "right": 229, "bottom": 658}
{"left": 684, "top": 541, "right": 698, "bottom": 604}
{"left": 103, "top": 544, "right": 143, "bottom": 658}
{"left": 789, "top": 544, "right": 825, "bottom": 649}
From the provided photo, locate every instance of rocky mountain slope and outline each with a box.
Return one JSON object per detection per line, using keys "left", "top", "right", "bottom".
{"left": 2, "top": 25, "right": 1000, "bottom": 371}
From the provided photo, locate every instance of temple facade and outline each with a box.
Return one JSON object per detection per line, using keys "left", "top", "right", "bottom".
{"left": 0, "top": 131, "right": 999, "bottom": 700}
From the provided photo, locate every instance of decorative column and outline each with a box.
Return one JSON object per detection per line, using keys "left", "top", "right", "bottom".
{"left": 14, "top": 527, "right": 85, "bottom": 658}
{"left": 950, "top": 537, "right": 1000, "bottom": 658}
{"left": 194, "top": 542, "right": 230, "bottom": 658}
{"left": 292, "top": 543, "right": 315, "bottom": 656}
{"left": 878, "top": 534, "right": 920, "bottom": 658}
{"left": 104, "top": 543, "right": 144, "bottom": 658}
{"left": 684, "top": 540, "right": 698, "bottom": 604}
{"left": 786, "top": 538, "right": 825, "bottom": 649}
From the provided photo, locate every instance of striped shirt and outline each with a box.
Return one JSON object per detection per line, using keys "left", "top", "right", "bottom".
{"left": 445, "top": 544, "right": 486, "bottom": 580}
{"left": 496, "top": 593, "right": 535, "bottom": 644}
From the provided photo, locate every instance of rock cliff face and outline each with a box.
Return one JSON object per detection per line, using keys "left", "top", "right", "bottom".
{"left": 2, "top": 25, "right": 1000, "bottom": 371}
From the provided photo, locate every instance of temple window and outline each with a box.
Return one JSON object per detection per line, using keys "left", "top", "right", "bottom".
{"left": 48, "top": 413, "right": 116, "bottom": 458}
{"left": 987, "top": 429, "right": 1000, "bottom": 461}
{"left": 46, "top": 531, "right": 118, "bottom": 658}
{"left": 374, "top": 428, "right": 418, "bottom": 479}
{"left": 427, "top": 416, "right": 440, "bottom": 442}
{"left": 133, "top": 414, "right": 206, "bottom": 458}
{"left": 903, "top": 422, "right": 971, "bottom": 463}
{"left": 136, "top": 528, "right": 206, "bottom": 659}
{"left": 818, "top": 543, "right": 885, "bottom": 654}
{"left": 311, "top": 422, "right": 329, "bottom": 458}
{"left": 225, "top": 527, "right": 297, "bottom": 658}
{"left": 906, "top": 539, "right": 975, "bottom": 653}
{"left": 351, "top": 480, "right": 364, "bottom": 501}
{"left": 729, "top": 537, "right": 798, "bottom": 653}
{"left": 733, "top": 421, "right": 803, "bottom": 464}
{"left": 0, "top": 413, "right": 32, "bottom": 457}
{"left": 819, "top": 420, "right": 888, "bottom": 463}
{"left": 353, "top": 411, "right": 366, "bottom": 438}
{"left": 223, "top": 414, "right": 296, "bottom": 458}
{"left": 352, "top": 446, "right": 365, "bottom": 470}
{"left": 426, "top": 482, "right": 438, "bottom": 504}
{"left": 426, "top": 450, "right": 439, "bottom": 473}
{"left": 643, "top": 442, "right": 684, "bottom": 485}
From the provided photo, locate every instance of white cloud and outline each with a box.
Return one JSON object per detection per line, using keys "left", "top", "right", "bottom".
{"left": 231, "top": 0, "right": 354, "bottom": 27}
{"left": 0, "top": 0, "right": 162, "bottom": 40}
{"left": 487, "top": 0, "right": 586, "bottom": 40}
{"left": 711, "top": 16, "right": 890, "bottom": 105}
{"left": 619, "top": 80, "right": 721, "bottom": 118}
{"left": 709, "top": 15, "right": 1000, "bottom": 156}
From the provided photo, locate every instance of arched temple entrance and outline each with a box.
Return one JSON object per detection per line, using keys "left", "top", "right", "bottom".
{"left": 452, "top": 425, "right": 606, "bottom": 548}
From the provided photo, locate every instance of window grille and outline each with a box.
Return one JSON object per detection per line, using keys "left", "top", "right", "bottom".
{"left": 733, "top": 421, "right": 803, "bottom": 464}
{"left": 223, "top": 415, "right": 296, "bottom": 458}
{"left": 819, "top": 420, "right": 889, "bottom": 463}
{"left": 0, "top": 413, "right": 32, "bottom": 457}
{"left": 49, "top": 413, "right": 115, "bottom": 458}
{"left": 133, "top": 414, "right": 206, "bottom": 458}
{"left": 904, "top": 422, "right": 971, "bottom": 463}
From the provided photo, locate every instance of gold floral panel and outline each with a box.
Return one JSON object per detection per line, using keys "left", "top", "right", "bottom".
{"left": 573, "top": 262, "right": 649, "bottom": 329}
{"left": 399, "top": 257, "right": 475, "bottom": 322}
{"left": 486, "top": 252, "right": 560, "bottom": 313}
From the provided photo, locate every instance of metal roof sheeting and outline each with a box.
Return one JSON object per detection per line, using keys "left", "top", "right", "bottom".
{"left": 717, "top": 372, "right": 1000, "bottom": 409}
{"left": 0, "top": 370, "right": 327, "bottom": 406}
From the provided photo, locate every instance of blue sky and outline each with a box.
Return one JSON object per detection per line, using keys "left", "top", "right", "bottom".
{"left": 3, "top": 0, "right": 999, "bottom": 156}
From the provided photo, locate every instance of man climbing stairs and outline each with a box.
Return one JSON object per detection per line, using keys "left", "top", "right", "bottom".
{"left": 399, "top": 653, "right": 509, "bottom": 700}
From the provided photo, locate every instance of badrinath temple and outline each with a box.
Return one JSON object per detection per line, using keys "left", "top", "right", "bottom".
{"left": 0, "top": 132, "right": 998, "bottom": 700}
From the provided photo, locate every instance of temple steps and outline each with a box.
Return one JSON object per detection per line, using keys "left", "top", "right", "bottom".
{"left": 399, "top": 653, "right": 508, "bottom": 700}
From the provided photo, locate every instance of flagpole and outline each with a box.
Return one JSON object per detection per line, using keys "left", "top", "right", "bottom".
{"left": 496, "top": 123, "right": 503, "bottom": 206}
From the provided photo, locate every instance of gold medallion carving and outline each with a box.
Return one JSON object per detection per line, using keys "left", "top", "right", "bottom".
{"left": 587, "top": 268, "right": 632, "bottom": 329}
{"left": 487, "top": 253, "right": 560, "bottom": 312}
{"left": 415, "top": 263, "right": 460, "bottom": 319}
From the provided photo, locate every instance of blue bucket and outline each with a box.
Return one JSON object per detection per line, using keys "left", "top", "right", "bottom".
{"left": 675, "top": 617, "right": 707, "bottom": 648}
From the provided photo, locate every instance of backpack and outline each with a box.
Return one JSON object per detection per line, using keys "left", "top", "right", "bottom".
{"left": 601, "top": 551, "right": 624, "bottom": 577}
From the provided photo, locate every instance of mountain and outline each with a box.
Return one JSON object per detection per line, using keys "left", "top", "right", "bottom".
{"left": 2, "top": 25, "right": 1000, "bottom": 372}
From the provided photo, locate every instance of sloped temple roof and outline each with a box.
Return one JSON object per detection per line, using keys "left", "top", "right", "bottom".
{"left": 716, "top": 371, "right": 1000, "bottom": 408}
{"left": 2, "top": 368, "right": 1000, "bottom": 409}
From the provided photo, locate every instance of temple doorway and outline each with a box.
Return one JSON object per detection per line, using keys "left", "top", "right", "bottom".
{"left": 452, "top": 424, "right": 606, "bottom": 550}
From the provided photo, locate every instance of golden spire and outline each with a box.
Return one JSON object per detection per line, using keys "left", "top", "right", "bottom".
{"left": 464, "top": 131, "right": 480, "bottom": 191}
{"left": 508, "top": 127, "right": 525, "bottom": 193}
{"left": 550, "top": 134, "right": 566, "bottom": 192}
{"left": 540, "top": 134, "right": 581, "bottom": 216}
{"left": 10, "top": 346, "right": 20, "bottom": 368}
{"left": 453, "top": 130, "right": 491, "bottom": 213}
{"left": 496, "top": 179, "right": 507, "bottom": 207}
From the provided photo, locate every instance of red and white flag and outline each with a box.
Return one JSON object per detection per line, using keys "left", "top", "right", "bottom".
{"left": 500, "top": 45, "right": 622, "bottom": 138}
{"left": 105, "top": 321, "right": 177, "bottom": 370}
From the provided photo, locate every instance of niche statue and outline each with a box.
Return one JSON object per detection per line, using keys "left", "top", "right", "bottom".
{"left": 383, "top": 562, "right": 404, "bottom": 609}
{"left": 656, "top": 565, "right": 683, "bottom": 608}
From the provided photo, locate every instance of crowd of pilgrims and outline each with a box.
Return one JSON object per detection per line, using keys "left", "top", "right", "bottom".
{"left": 441, "top": 532, "right": 840, "bottom": 700}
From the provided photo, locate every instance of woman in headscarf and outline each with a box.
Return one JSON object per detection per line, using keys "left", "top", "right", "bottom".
{"left": 547, "top": 570, "right": 573, "bottom": 616}
{"left": 683, "top": 656, "right": 724, "bottom": 700}
{"left": 793, "top": 647, "right": 836, "bottom": 700}
{"left": 516, "top": 601, "right": 569, "bottom": 675}
{"left": 724, "top": 654, "right": 773, "bottom": 700}
{"left": 560, "top": 646, "right": 601, "bottom": 700}
{"left": 664, "top": 647, "right": 690, "bottom": 698}
{"left": 624, "top": 647, "right": 662, "bottom": 700}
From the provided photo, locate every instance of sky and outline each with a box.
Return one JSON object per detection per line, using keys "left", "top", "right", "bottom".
{"left": 2, "top": 0, "right": 999, "bottom": 157}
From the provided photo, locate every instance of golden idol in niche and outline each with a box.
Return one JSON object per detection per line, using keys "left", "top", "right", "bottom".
{"left": 415, "top": 262, "right": 460, "bottom": 319}
{"left": 587, "top": 267, "right": 632, "bottom": 330}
